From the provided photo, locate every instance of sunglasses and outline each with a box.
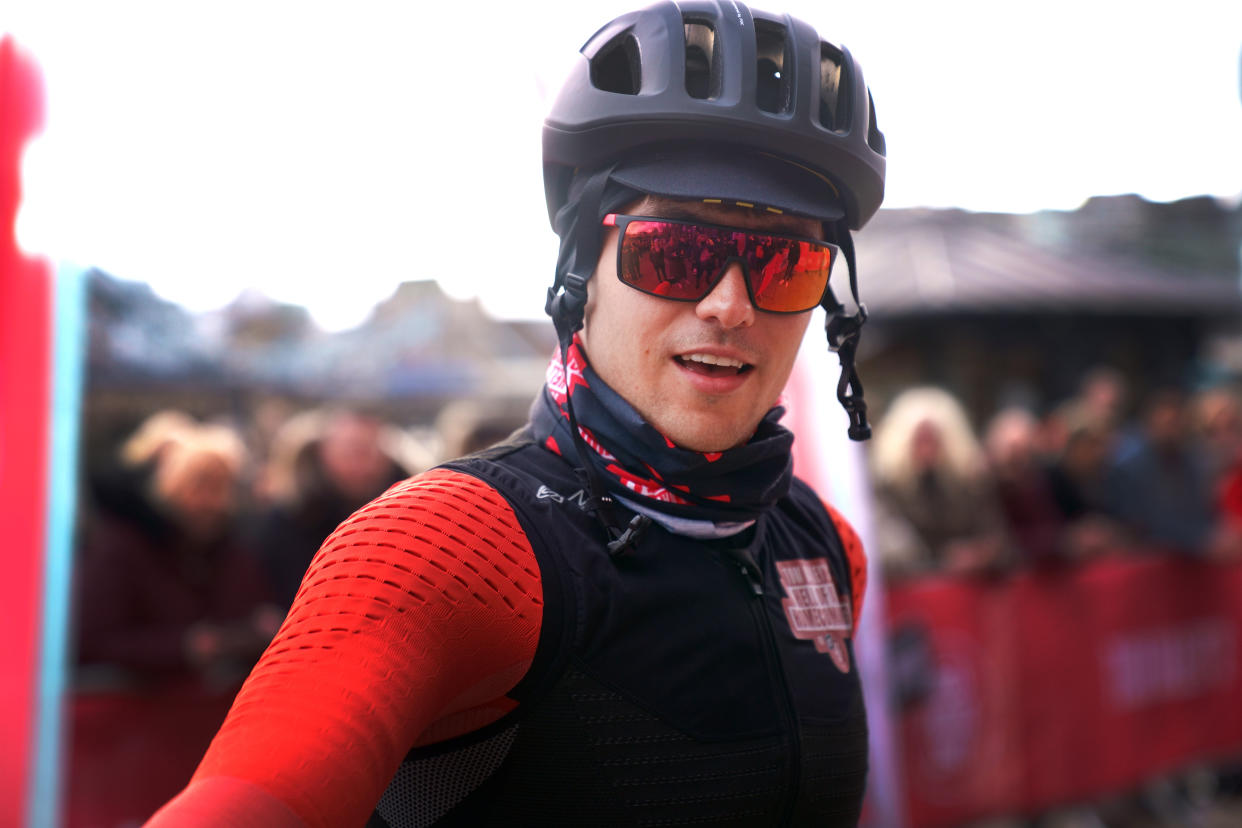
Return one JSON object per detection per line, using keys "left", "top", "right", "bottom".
{"left": 602, "top": 213, "right": 838, "bottom": 313}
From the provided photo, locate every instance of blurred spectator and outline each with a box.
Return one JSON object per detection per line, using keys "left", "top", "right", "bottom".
{"left": 1194, "top": 387, "right": 1242, "bottom": 481}
{"left": 1081, "top": 365, "right": 1157, "bottom": 471}
{"left": 1046, "top": 412, "right": 1125, "bottom": 560}
{"left": 76, "top": 419, "right": 278, "bottom": 688}
{"left": 984, "top": 407, "right": 1068, "bottom": 565}
{"left": 241, "top": 395, "right": 299, "bottom": 490}
{"left": 1194, "top": 387, "right": 1242, "bottom": 539}
{"left": 1103, "top": 388, "right": 1236, "bottom": 556}
{"left": 1045, "top": 365, "right": 1139, "bottom": 468}
{"left": 435, "top": 398, "right": 531, "bottom": 461}
{"left": 251, "top": 407, "right": 415, "bottom": 608}
{"left": 870, "top": 387, "right": 1010, "bottom": 580}
{"left": 85, "top": 409, "right": 198, "bottom": 537}
{"left": 1079, "top": 365, "right": 1129, "bottom": 433}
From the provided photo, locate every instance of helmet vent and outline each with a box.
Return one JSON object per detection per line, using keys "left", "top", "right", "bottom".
{"left": 754, "top": 22, "right": 791, "bottom": 114}
{"left": 818, "top": 43, "right": 852, "bottom": 133}
{"left": 591, "top": 33, "right": 642, "bottom": 95}
{"left": 683, "top": 20, "right": 719, "bottom": 100}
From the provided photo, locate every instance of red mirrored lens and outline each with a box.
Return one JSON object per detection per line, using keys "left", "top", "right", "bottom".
{"left": 615, "top": 218, "right": 833, "bottom": 312}
{"left": 750, "top": 239, "right": 834, "bottom": 312}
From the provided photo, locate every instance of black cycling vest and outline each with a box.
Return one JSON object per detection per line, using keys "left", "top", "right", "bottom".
{"left": 369, "top": 433, "right": 868, "bottom": 828}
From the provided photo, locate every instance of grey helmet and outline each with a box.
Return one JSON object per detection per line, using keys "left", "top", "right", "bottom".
{"left": 542, "top": 0, "right": 886, "bottom": 231}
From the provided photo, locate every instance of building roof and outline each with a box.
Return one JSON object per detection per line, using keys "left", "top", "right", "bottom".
{"left": 855, "top": 207, "right": 1242, "bottom": 319}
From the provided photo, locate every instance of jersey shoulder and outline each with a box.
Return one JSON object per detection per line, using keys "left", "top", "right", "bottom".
{"left": 821, "top": 500, "right": 867, "bottom": 632}
{"left": 785, "top": 476, "right": 867, "bottom": 632}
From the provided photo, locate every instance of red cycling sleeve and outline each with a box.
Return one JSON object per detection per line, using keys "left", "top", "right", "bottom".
{"left": 824, "top": 502, "right": 867, "bottom": 633}
{"left": 147, "top": 469, "right": 543, "bottom": 828}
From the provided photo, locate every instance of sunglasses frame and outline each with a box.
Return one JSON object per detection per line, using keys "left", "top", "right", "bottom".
{"left": 602, "top": 213, "right": 840, "bottom": 314}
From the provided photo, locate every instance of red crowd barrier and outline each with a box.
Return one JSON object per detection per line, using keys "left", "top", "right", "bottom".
{"left": 887, "top": 556, "right": 1242, "bottom": 828}
{"left": 65, "top": 681, "right": 237, "bottom": 828}
{"left": 63, "top": 557, "right": 1242, "bottom": 827}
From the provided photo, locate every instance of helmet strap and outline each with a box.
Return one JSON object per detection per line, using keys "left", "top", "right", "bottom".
{"left": 544, "top": 164, "right": 650, "bottom": 553}
{"left": 822, "top": 222, "right": 872, "bottom": 441}
{"left": 545, "top": 164, "right": 616, "bottom": 347}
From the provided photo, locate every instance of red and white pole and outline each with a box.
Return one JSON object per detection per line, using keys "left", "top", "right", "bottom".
{"left": 1, "top": 34, "right": 86, "bottom": 828}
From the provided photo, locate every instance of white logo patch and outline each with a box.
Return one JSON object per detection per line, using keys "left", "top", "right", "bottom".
{"left": 776, "top": 558, "right": 853, "bottom": 673}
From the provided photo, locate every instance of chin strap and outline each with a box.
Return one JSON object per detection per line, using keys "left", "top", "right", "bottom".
{"left": 545, "top": 164, "right": 616, "bottom": 344}
{"left": 822, "top": 223, "right": 871, "bottom": 442}
{"left": 545, "top": 165, "right": 651, "bottom": 556}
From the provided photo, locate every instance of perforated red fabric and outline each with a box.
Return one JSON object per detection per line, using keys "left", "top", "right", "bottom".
{"left": 149, "top": 469, "right": 542, "bottom": 828}
{"left": 824, "top": 503, "right": 867, "bottom": 632}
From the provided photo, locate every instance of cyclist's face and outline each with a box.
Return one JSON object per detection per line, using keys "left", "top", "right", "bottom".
{"left": 581, "top": 196, "right": 817, "bottom": 452}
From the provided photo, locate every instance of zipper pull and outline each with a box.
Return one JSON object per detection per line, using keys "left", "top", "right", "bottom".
{"left": 722, "top": 546, "right": 764, "bottom": 596}
{"left": 734, "top": 560, "right": 763, "bottom": 597}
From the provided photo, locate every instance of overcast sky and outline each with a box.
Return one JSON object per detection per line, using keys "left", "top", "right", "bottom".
{"left": 8, "top": 0, "right": 1242, "bottom": 328}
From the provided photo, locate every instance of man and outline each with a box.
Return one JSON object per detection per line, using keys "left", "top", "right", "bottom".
{"left": 149, "top": 2, "right": 885, "bottom": 825}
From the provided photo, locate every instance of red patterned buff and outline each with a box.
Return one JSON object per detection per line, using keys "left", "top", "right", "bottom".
{"left": 531, "top": 338, "right": 794, "bottom": 525}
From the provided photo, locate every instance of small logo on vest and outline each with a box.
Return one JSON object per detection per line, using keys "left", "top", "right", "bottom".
{"left": 776, "top": 558, "right": 853, "bottom": 673}
{"left": 535, "top": 484, "right": 593, "bottom": 511}
{"left": 536, "top": 485, "right": 564, "bottom": 503}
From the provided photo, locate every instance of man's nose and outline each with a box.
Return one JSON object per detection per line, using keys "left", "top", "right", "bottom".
{"left": 695, "top": 264, "right": 755, "bottom": 329}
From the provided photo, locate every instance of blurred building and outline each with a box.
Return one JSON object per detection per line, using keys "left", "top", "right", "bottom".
{"left": 82, "top": 193, "right": 1242, "bottom": 447}
{"left": 83, "top": 272, "right": 555, "bottom": 455}
{"left": 855, "top": 194, "right": 1242, "bottom": 424}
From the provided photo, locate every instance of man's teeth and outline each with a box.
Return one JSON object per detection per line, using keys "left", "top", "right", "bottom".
{"left": 682, "top": 353, "right": 745, "bottom": 369}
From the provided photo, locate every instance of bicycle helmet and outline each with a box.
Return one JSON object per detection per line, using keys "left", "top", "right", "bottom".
{"left": 542, "top": 0, "right": 886, "bottom": 230}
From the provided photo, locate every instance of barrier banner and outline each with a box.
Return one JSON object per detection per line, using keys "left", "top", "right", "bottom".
{"left": 888, "top": 558, "right": 1242, "bottom": 828}
{"left": 886, "top": 577, "right": 1024, "bottom": 827}
{"left": 66, "top": 685, "right": 237, "bottom": 828}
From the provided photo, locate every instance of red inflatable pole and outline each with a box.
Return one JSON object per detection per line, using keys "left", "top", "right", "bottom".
{"left": 0, "top": 33, "right": 52, "bottom": 828}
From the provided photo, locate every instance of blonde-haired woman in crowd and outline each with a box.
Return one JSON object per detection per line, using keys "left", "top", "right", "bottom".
{"left": 870, "top": 387, "right": 1010, "bottom": 581}
{"left": 76, "top": 415, "right": 279, "bottom": 686}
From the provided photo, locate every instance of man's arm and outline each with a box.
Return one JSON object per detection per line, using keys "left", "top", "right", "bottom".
{"left": 147, "top": 468, "right": 543, "bottom": 827}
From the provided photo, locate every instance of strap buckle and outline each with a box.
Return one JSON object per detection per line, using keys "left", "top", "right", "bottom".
{"left": 825, "top": 304, "right": 872, "bottom": 442}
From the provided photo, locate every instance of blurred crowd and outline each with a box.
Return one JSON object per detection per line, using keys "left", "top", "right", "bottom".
{"left": 72, "top": 399, "right": 526, "bottom": 689}
{"left": 871, "top": 370, "right": 1242, "bottom": 826}
{"left": 72, "top": 368, "right": 1242, "bottom": 686}
{"left": 870, "top": 368, "right": 1242, "bottom": 583}
{"left": 68, "top": 375, "right": 1242, "bottom": 826}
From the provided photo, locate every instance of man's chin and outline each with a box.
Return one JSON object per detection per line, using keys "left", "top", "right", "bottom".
{"left": 655, "top": 410, "right": 754, "bottom": 454}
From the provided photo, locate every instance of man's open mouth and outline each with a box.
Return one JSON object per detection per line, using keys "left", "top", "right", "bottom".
{"left": 674, "top": 353, "right": 754, "bottom": 377}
